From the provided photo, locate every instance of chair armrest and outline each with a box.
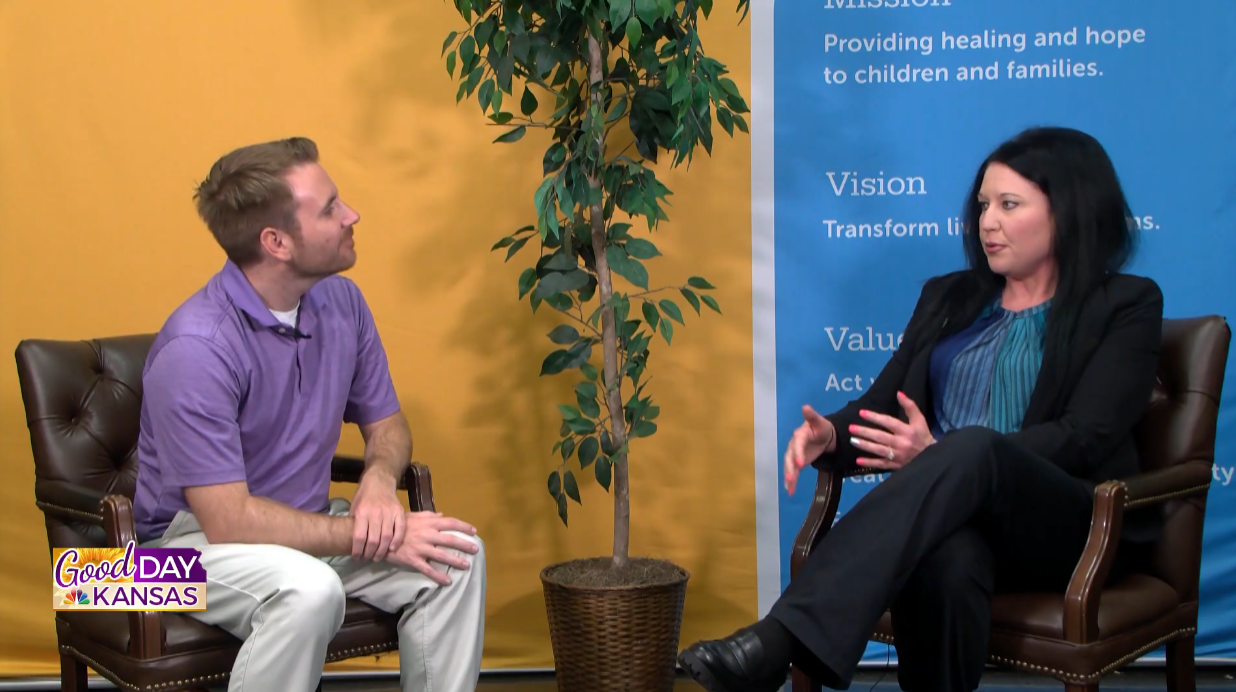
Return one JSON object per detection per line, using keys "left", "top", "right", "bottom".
{"left": 330, "top": 456, "right": 436, "bottom": 512}
{"left": 789, "top": 468, "right": 848, "bottom": 578}
{"left": 1063, "top": 480, "right": 1127, "bottom": 644}
{"left": 1123, "top": 461, "right": 1212, "bottom": 509}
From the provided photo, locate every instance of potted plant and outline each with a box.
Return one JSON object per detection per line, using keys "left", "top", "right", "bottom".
{"left": 441, "top": 1, "right": 750, "bottom": 689}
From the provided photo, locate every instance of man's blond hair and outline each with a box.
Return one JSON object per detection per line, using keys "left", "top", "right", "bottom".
{"left": 194, "top": 137, "right": 319, "bottom": 267}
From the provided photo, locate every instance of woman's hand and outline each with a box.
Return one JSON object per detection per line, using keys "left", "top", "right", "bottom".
{"left": 784, "top": 405, "right": 836, "bottom": 496}
{"left": 849, "top": 392, "right": 936, "bottom": 470}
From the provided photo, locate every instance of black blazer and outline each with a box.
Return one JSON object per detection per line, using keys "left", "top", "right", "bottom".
{"left": 818, "top": 271, "right": 1165, "bottom": 539}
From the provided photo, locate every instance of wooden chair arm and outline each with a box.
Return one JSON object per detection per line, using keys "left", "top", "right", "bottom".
{"left": 1063, "top": 480, "right": 1126, "bottom": 644}
{"left": 789, "top": 467, "right": 852, "bottom": 578}
{"left": 330, "top": 456, "right": 436, "bottom": 512}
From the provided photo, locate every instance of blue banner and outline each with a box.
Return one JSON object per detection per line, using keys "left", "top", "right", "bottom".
{"left": 755, "top": 0, "right": 1236, "bottom": 664}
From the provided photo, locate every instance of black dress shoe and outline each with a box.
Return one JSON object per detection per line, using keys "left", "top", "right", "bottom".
{"left": 678, "top": 627, "right": 789, "bottom": 692}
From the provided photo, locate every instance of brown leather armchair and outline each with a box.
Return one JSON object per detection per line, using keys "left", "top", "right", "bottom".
{"left": 15, "top": 333, "right": 437, "bottom": 692}
{"left": 790, "top": 315, "right": 1231, "bottom": 692}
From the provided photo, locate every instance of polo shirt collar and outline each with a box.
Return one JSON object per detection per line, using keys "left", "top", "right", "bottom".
{"left": 220, "top": 260, "right": 319, "bottom": 337}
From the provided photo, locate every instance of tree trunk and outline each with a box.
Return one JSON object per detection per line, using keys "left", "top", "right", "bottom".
{"left": 585, "top": 32, "right": 629, "bottom": 569}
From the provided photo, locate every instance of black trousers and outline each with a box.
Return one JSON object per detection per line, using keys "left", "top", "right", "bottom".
{"left": 768, "top": 426, "right": 1131, "bottom": 692}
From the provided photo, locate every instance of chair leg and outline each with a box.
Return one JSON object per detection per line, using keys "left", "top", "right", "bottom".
{"left": 1167, "top": 635, "right": 1197, "bottom": 692}
{"left": 791, "top": 666, "right": 820, "bottom": 692}
{"left": 59, "top": 649, "right": 87, "bottom": 692}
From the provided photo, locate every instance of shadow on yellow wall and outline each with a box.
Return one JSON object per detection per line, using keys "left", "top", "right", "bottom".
{"left": 0, "top": 0, "right": 754, "bottom": 675}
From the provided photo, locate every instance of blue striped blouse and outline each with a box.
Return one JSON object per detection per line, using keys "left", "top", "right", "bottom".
{"left": 928, "top": 299, "right": 1051, "bottom": 438}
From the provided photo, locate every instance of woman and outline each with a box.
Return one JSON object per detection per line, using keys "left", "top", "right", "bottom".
{"left": 679, "top": 127, "right": 1164, "bottom": 692}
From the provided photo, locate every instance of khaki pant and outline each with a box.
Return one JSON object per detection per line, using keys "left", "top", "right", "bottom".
{"left": 144, "top": 498, "right": 486, "bottom": 692}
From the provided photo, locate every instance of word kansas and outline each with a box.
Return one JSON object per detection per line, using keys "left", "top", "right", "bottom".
{"left": 52, "top": 543, "right": 206, "bottom": 611}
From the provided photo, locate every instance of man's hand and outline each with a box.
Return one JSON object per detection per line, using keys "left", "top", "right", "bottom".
{"left": 385, "top": 511, "right": 480, "bottom": 586}
{"left": 350, "top": 469, "right": 406, "bottom": 561}
{"left": 849, "top": 392, "right": 936, "bottom": 470}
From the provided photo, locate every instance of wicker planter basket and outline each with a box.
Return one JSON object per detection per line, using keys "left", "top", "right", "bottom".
{"left": 540, "top": 557, "right": 690, "bottom": 692}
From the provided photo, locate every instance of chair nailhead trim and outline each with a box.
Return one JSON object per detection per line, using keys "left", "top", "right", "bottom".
{"left": 325, "top": 641, "right": 399, "bottom": 662}
{"left": 872, "top": 627, "right": 1196, "bottom": 684}
{"left": 1125, "top": 483, "right": 1211, "bottom": 509}
{"left": 37, "top": 501, "right": 103, "bottom": 522}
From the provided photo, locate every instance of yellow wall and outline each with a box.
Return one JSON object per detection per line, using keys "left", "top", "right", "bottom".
{"left": 0, "top": 0, "right": 754, "bottom": 676}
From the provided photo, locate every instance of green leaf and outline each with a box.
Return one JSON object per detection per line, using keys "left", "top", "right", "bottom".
{"left": 491, "top": 236, "right": 515, "bottom": 250}
{"left": 578, "top": 436, "right": 599, "bottom": 468}
{"left": 630, "top": 421, "right": 658, "bottom": 438}
{"left": 542, "top": 350, "right": 574, "bottom": 375}
{"left": 725, "top": 92, "right": 750, "bottom": 114}
{"left": 659, "top": 317, "right": 674, "bottom": 344}
{"left": 600, "top": 430, "right": 616, "bottom": 456}
{"left": 581, "top": 363, "right": 599, "bottom": 381}
{"left": 702, "top": 295, "right": 722, "bottom": 314}
{"left": 446, "top": 51, "right": 457, "bottom": 78}
{"left": 548, "top": 470, "right": 561, "bottom": 498}
{"left": 557, "top": 493, "right": 568, "bottom": 526}
{"left": 635, "top": 0, "right": 660, "bottom": 24}
{"left": 518, "top": 268, "right": 537, "bottom": 298}
{"left": 575, "top": 381, "right": 598, "bottom": 400}
{"left": 544, "top": 253, "right": 579, "bottom": 271}
{"left": 624, "top": 237, "right": 660, "bottom": 259}
{"left": 595, "top": 456, "right": 612, "bottom": 491}
{"left": 680, "top": 288, "right": 701, "bottom": 314}
{"left": 733, "top": 113, "right": 749, "bottom": 134}
{"left": 641, "top": 301, "right": 660, "bottom": 330}
{"left": 548, "top": 325, "right": 580, "bottom": 344}
{"left": 687, "top": 276, "right": 716, "bottom": 289}
{"left": 561, "top": 437, "right": 575, "bottom": 461}
{"left": 658, "top": 298, "right": 684, "bottom": 325}
{"left": 577, "top": 389, "right": 601, "bottom": 419}
{"left": 717, "top": 107, "right": 734, "bottom": 136}
{"left": 625, "top": 17, "right": 642, "bottom": 48}
{"left": 609, "top": 0, "right": 631, "bottom": 28}
{"left": 505, "top": 236, "right": 531, "bottom": 261}
{"left": 475, "top": 17, "right": 497, "bottom": 52}
{"left": 558, "top": 404, "right": 583, "bottom": 420}
{"left": 532, "top": 269, "right": 590, "bottom": 302}
{"left": 606, "top": 246, "right": 649, "bottom": 289}
{"left": 490, "top": 111, "right": 514, "bottom": 124}
{"left": 494, "top": 29, "right": 507, "bottom": 53}
{"left": 441, "top": 31, "right": 458, "bottom": 56}
{"left": 567, "top": 417, "right": 596, "bottom": 434}
{"left": 564, "top": 470, "right": 581, "bottom": 504}
{"left": 494, "top": 125, "right": 526, "bottom": 144}
{"left": 543, "top": 142, "right": 567, "bottom": 175}
{"left": 521, "top": 86, "right": 539, "bottom": 116}
{"left": 606, "top": 95, "right": 628, "bottom": 123}
{"left": 460, "top": 36, "right": 477, "bottom": 72}
{"left": 465, "top": 65, "right": 484, "bottom": 95}
{"left": 478, "top": 78, "right": 495, "bottom": 112}
{"left": 608, "top": 222, "right": 633, "bottom": 240}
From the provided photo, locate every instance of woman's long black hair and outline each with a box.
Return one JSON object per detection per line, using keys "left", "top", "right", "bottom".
{"left": 952, "top": 126, "right": 1140, "bottom": 370}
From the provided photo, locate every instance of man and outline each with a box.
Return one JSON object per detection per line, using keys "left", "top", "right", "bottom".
{"left": 132, "top": 137, "right": 485, "bottom": 692}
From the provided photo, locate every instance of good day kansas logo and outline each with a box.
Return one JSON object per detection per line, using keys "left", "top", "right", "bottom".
{"left": 52, "top": 543, "right": 207, "bottom": 611}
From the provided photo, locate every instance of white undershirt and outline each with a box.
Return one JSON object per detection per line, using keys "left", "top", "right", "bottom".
{"left": 269, "top": 302, "right": 300, "bottom": 328}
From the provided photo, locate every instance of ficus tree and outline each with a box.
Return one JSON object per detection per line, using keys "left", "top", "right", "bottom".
{"left": 441, "top": 0, "right": 751, "bottom": 569}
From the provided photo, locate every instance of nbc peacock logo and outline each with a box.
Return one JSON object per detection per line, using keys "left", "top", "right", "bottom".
{"left": 62, "top": 589, "right": 89, "bottom": 606}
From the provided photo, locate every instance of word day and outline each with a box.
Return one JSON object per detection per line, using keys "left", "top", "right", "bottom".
{"left": 52, "top": 542, "right": 208, "bottom": 611}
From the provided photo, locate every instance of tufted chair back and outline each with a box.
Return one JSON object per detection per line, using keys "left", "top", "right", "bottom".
{"left": 15, "top": 334, "right": 155, "bottom": 552}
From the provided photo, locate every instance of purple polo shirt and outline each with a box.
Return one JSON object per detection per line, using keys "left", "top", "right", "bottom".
{"left": 132, "top": 261, "right": 401, "bottom": 542}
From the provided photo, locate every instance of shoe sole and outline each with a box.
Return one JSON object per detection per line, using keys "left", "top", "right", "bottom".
{"left": 677, "top": 649, "right": 732, "bottom": 692}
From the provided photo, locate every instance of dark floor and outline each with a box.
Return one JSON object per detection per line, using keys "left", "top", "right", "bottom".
{"left": 314, "top": 667, "right": 1236, "bottom": 691}
{"left": 2, "top": 668, "right": 1234, "bottom": 690}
